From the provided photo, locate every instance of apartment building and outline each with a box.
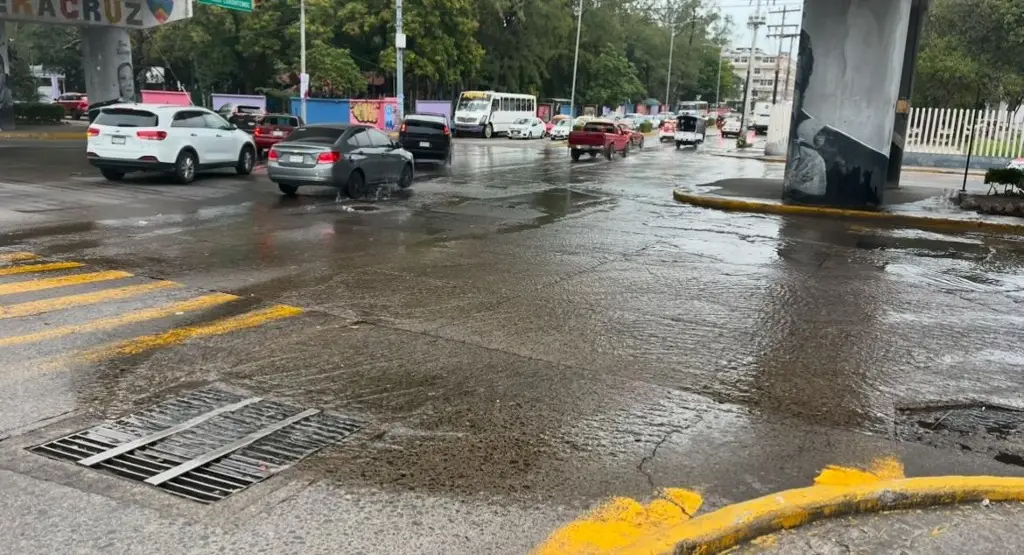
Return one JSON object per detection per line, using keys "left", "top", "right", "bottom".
{"left": 724, "top": 47, "right": 796, "bottom": 111}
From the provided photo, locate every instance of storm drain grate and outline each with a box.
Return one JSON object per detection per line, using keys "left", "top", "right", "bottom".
{"left": 29, "top": 388, "right": 364, "bottom": 503}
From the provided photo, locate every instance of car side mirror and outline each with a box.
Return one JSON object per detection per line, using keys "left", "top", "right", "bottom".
{"left": 228, "top": 123, "right": 237, "bottom": 131}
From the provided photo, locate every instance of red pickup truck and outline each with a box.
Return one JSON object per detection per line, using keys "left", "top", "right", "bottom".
{"left": 568, "top": 119, "right": 632, "bottom": 161}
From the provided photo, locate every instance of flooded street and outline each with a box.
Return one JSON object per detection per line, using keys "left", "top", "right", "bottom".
{"left": 1, "top": 137, "right": 1023, "bottom": 553}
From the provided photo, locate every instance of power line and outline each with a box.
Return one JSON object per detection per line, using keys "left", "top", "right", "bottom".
{"left": 765, "top": 6, "right": 798, "bottom": 103}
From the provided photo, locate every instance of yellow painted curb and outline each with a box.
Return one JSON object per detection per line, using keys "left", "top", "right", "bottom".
{"left": 672, "top": 189, "right": 1024, "bottom": 234}
{"left": 535, "top": 458, "right": 1024, "bottom": 555}
{"left": 0, "top": 131, "right": 85, "bottom": 140}
{"left": 622, "top": 475, "right": 1024, "bottom": 554}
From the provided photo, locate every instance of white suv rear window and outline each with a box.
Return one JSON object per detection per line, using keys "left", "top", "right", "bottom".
{"left": 95, "top": 109, "right": 159, "bottom": 127}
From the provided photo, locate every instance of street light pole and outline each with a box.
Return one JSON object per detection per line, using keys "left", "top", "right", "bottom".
{"left": 738, "top": 2, "right": 764, "bottom": 138}
{"left": 569, "top": 0, "right": 583, "bottom": 120}
{"left": 665, "top": 21, "right": 675, "bottom": 108}
{"left": 396, "top": 0, "right": 405, "bottom": 122}
{"left": 299, "top": 0, "right": 307, "bottom": 122}
{"left": 714, "top": 46, "right": 723, "bottom": 111}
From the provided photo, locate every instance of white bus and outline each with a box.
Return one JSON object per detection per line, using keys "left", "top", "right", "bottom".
{"left": 454, "top": 91, "right": 537, "bottom": 138}
{"left": 676, "top": 100, "right": 709, "bottom": 120}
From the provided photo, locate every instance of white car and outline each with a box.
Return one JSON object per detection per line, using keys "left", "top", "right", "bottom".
{"left": 658, "top": 121, "right": 676, "bottom": 142}
{"left": 507, "top": 117, "right": 546, "bottom": 139}
{"left": 720, "top": 118, "right": 743, "bottom": 138}
{"left": 87, "top": 103, "right": 257, "bottom": 183}
{"left": 550, "top": 119, "right": 572, "bottom": 140}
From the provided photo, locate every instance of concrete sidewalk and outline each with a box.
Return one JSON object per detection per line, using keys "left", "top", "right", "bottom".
{"left": 0, "top": 123, "right": 87, "bottom": 140}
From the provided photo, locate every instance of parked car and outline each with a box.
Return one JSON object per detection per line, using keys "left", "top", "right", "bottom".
{"left": 550, "top": 119, "right": 572, "bottom": 141}
{"left": 253, "top": 114, "right": 304, "bottom": 157}
{"left": 399, "top": 114, "right": 452, "bottom": 164}
{"left": 56, "top": 92, "right": 88, "bottom": 119}
{"left": 267, "top": 124, "right": 414, "bottom": 198}
{"left": 659, "top": 119, "right": 677, "bottom": 142}
{"left": 720, "top": 117, "right": 742, "bottom": 139}
{"left": 617, "top": 123, "right": 645, "bottom": 148}
{"left": 216, "top": 104, "right": 265, "bottom": 133}
{"left": 545, "top": 114, "right": 570, "bottom": 134}
{"left": 86, "top": 104, "right": 257, "bottom": 184}
{"left": 508, "top": 117, "right": 546, "bottom": 139}
{"left": 568, "top": 119, "right": 632, "bottom": 161}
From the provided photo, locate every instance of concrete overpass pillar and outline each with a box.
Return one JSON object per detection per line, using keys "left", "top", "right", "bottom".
{"left": 886, "top": 0, "right": 931, "bottom": 189}
{"left": 81, "top": 26, "right": 136, "bottom": 117}
{"left": 782, "top": 0, "right": 913, "bottom": 209}
{"left": 0, "top": 23, "right": 14, "bottom": 131}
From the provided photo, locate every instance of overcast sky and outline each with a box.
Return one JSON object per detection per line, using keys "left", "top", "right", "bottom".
{"left": 717, "top": 0, "right": 803, "bottom": 55}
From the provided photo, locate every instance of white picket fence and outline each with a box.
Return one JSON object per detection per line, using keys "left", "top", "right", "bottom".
{"left": 760, "top": 105, "right": 1024, "bottom": 159}
{"left": 906, "top": 107, "right": 1024, "bottom": 158}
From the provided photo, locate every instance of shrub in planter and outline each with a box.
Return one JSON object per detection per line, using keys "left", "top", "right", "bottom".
{"left": 736, "top": 135, "right": 751, "bottom": 149}
{"left": 639, "top": 120, "right": 653, "bottom": 133}
{"left": 983, "top": 167, "right": 1024, "bottom": 189}
{"left": 14, "top": 102, "right": 65, "bottom": 124}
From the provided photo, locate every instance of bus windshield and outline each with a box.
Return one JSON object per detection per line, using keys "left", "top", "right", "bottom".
{"left": 677, "top": 101, "right": 708, "bottom": 114}
{"left": 457, "top": 93, "right": 492, "bottom": 112}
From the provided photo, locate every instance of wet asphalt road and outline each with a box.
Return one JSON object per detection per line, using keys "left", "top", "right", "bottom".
{"left": 1, "top": 136, "right": 1023, "bottom": 553}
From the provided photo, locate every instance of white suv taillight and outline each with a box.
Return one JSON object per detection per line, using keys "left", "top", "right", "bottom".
{"left": 137, "top": 130, "right": 167, "bottom": 140}
{"left": 87, "top": 126, "right": 100, "bottom": 137}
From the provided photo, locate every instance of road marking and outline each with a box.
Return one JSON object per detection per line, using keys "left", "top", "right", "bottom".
{"left": 0, "top": 252, "right": 39, "bottom": 263}
{"left": 0, "top": 280, "right": 180, "bottom": 320}
{"left": 74, "top": 304, "right": 303, "bottom": 363}
{"left": 0, "top": 292, "right": 238, "bottom": 347}
{"left": 0, "top": 270, "right": 133, "bottom": 296}
{"left": 0, "top": 261, "right": 85, "bottom": 276}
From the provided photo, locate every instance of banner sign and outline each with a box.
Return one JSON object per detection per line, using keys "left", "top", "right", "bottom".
{"left": 0, "top": 0, "right": 192, "bottom": 29}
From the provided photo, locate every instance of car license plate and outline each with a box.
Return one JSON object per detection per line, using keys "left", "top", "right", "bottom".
{"left": 288, "top": 155, "right": 303, "bottom": 163}
{"left": 273, "top": 130, "right": 284, "bottom": 137}
{"left": 419, "top": 141, "right": 430, "bottom": 148}
{"left": 111, "top": 136, "right": 126, "bottom": 145}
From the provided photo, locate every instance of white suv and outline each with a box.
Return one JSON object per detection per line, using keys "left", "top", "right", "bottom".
{"left": 87, "top": 104, "right": 257, "bottom": 183}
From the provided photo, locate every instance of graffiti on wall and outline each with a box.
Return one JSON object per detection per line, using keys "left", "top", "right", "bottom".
{"left": 0, "top": 25, "right": 13, "bottom": 131}
{"left": 349, "top": 98, "right": 399, "bottom": 131}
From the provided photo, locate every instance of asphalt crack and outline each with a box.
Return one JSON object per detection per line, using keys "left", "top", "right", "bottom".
{"left": 637, "top": 417, "right": 705, "bottom": 517}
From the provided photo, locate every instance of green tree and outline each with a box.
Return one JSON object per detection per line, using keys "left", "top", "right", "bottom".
{"left": 580, "top": 44, "right": 645, "bottom": 106}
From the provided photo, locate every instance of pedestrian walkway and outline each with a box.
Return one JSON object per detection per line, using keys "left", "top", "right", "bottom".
{"left": 0, "top": 250, "right": 303, "bottom": 377}
{"left": 0, "top": 123, "right": 87, "bottom": 140}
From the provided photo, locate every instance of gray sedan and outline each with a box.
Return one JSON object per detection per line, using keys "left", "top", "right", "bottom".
{"left": 267, "top": 124, "right": 415, "bottom": 197}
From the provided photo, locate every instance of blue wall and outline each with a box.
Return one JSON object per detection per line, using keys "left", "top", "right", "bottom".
{"left": 559, "top": 104, "right": 571, "bottom": 116}
{"left": 290, "top": 98, "right": 350, "bottom": 125}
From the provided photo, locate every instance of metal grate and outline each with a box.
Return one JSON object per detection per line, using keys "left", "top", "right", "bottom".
{"left": 29, "top": 388, "right": 363, "bottom": 503}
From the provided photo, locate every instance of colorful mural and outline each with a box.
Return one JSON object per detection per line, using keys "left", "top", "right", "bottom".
{"left": 349, "top": 98, "right": 399, "bottom": 132}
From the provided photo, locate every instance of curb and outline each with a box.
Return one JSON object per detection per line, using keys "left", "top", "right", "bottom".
{"left": 0, "top": 132, "right": 85, "bottom": 141}
{"left": 623, "top": 475, "right": 1024, "bottom": 554}
{"left": 672, "top": 189, "right": 1024, "bottom": 234}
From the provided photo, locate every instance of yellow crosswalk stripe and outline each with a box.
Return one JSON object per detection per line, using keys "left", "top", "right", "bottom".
{"left": 0, "top": 261, "right": 84, "bottom": 276}
{"left": 0, "top": 252, "right": 39, "bottom": 263}
{"left": 0, "top": 280, "right": 180, "bottom": 320}
{"left": 73, "top": 304, "right": 303, "bottom": 364}
{"left": 0, "top": 292, "right": 239, "bottom": 347}
{"left": 0, "top": 270, "right": 133, "bottom": 296}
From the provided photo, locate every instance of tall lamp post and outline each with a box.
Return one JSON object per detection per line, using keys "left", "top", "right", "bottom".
{"left": 299, "top": 0, "right": 307, "bottom": 122}
{"left": 714, "top": 46, "right": 723, "bottom": 111}
{"left": 569, "top": 0, "right": 583, "bottom": 121}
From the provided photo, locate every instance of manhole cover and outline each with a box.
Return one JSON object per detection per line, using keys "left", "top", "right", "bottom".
{"left": 29, "top": 388, "right": 363, "bottom": 503}
{"left": 896, "top": 403, "right": 1024, "bottom": 468}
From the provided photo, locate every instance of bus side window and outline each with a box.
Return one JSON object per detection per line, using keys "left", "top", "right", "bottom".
{"left": 492, "top": 99, "right": 500, "bottom": 113}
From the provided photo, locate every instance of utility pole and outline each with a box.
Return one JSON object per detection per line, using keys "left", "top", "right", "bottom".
{"left": 767, "top": 6, "right": 800, "bottom": 103}
{"left": 569, "top": 0, "right": 583, "bottom": 120}
{"left": 665, "top": 11, "right": 675, "bottom": 108}
{"left": 714, "top": 45, "right": 723, "bottom": 111}
{"left": 299, "top": 0, "right": 307, "bottom": 122}
{"left": 739, "top": 2, "right": 765, "bottom": 136}
{"left": 396, "top": 0, "right": 405, "bottom": 122}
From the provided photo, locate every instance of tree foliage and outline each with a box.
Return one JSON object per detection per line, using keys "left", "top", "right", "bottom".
{"left": 915, "top": 0, "right": 1024, "bottom": 110}
{"left": 9, "top": 0, "right": 736, "bottom": 107}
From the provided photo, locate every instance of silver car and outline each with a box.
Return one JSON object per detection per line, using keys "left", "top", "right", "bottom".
{"left": 267, "top": 124, "right": 414, "bottom": 197}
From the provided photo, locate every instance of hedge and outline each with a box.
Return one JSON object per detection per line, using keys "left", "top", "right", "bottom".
{"left": 639, "top": 120, "right": 653, "bottom": 133}
{"left": 14, "top": 102, "right": 65, "bottom": 124}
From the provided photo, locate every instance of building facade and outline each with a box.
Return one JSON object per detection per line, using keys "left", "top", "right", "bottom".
{"left": 724, "top": 47, "right": 796, "bottom": 111}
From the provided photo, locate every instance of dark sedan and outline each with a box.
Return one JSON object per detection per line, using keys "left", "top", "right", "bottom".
{"left": 267, "top": 124, "right": 414, "bottom": 197}
{"left": 399, "top": 114, "right": 452, "bottom": 164}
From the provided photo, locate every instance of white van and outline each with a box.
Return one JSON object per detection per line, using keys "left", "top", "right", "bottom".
{"left": 453, "top": 91, "right": 537, "bottom": 138}
{"left": 751, "top": 102, "right": 772, "bottom": 135}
